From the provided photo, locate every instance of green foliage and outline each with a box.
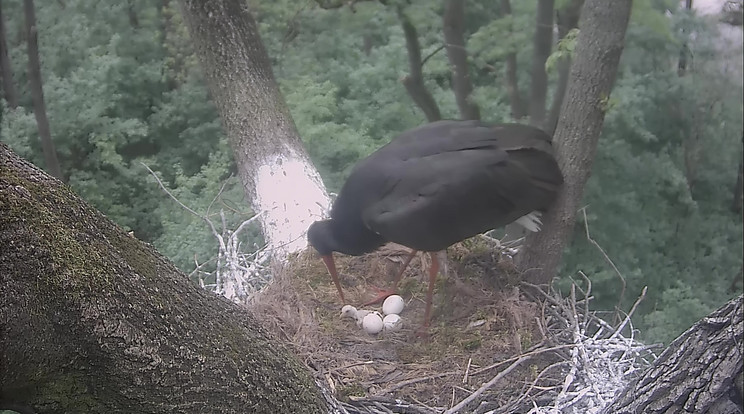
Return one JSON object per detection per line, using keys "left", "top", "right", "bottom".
{"left": 545, "top": 28, "right": 578, "bottom": 72}
{"left": 559, "top": 8, "right": 743, "bottom": 343}
{"left": 151, "top": 140, "right": 263, "bottom": 275}
{"left": 643, "top": 282, "right": 716, "bottom": 344}
{"left": 1, "top": 0, "right": 243, "bottom": 272}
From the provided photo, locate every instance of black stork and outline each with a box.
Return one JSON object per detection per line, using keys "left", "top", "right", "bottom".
{"left": 307, "top": 120, "right": 563, "bottom": 330}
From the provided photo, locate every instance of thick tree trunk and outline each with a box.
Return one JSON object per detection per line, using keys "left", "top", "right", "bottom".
{"left": 517, "top": 0, "right": 632, "bottom": 286}
{"left": 603, "top": 295, "right": 744, "bottom": 414}
{"left": 0, "top": 0, "right": 18, "bottom": 108}
{"left": 443, "top": 0, "right": 480, "bottom": 120}
{"left": 24, "top": 0, "right": 63, "bottom": 181}
{"left": 528, "top": 0, "right": 555, "bottom": 128}
{"left": 398, "top": 7, "right": 442, "bottom": 122}
{"left": 546, "top": 0, "right": 583, "bottom": 135}
{"left": 500, "top": 0, "right": 526, "bottom": 120}
{"left": 0, "top": 142, "right": 326, "bottom": 413}
{"left": 178, "top": 0, "right": 330, "bottom": 260}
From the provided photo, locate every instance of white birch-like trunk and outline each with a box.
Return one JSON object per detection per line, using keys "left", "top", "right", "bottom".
{"left": 179, "top": 1, "right": 331, "bottom": 263}
{"left": 253, "top": 148, "right": 330, "bottom": 258}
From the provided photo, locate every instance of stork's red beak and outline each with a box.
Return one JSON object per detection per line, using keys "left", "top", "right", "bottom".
{"left": 321, "top": 254, "right": 346, "bottom": 304}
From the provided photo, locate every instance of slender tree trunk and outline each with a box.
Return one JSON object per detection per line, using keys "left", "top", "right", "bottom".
{"left": 719, "top": 2, "right": 743, "bottom": 215}
{"left": 678, "top": 0, "right": 693, "bottom": 76}
{"left": 362, "top": 32, "right": 373, "bottom": 56}
{"left": 733, "top": 132, "right": 743, "bottom": 214}
{"left": 24, "top": 0, "right": 63, "bottom": 181}
{"left": 0, "top": 0, "right": 18, "bottom": 108}
{"left": 677, "top": 0, "right": 702, "bottom": 194}
{"left": 528, "top": 0, "right": 555, "bottom": 128}
{"left": 546, "top": 0, "right": 584, "bottom": 135}
{"left": 443, "top": 0, "right": 480, "bottom": 120}
{"left": 517, "top": 0, "right": 633, "bottom": 286}
{"left": 500, "top": 0, "right": 525, "bottom": 120}
{"left": 127, "top": 0, "right": 140, "bottom": 29}
{"left": 603, "top": 295, "right": 743, "bottom": 414}
{"left": 0, "top": 142, "right": 327, "bottom": 413}
{"left": 545, "top": 59, "right": 569, "bottom": 135}
{"left": 178, "top": 0, "right": 330, "bottom": 260}
{"left": 398, "top": 7, "right": 442, "bottom": 122}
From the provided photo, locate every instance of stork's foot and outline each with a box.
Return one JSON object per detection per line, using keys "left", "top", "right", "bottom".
{"left": 361, "top": 286, "right": 397, "bottom": 306}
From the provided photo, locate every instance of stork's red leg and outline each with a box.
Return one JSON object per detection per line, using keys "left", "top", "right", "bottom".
{"left": 362, "top": 250, "right": 418, "bottom": 306}
{"left": 321, "top": 254, "right": 346, "bottom": 304}
{"left": 419, "top": 252, "right": 440, "bottom": 335}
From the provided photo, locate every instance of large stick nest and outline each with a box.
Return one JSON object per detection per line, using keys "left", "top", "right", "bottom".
{"left": 249, "top": 238, "right": 656, "bottom": 413}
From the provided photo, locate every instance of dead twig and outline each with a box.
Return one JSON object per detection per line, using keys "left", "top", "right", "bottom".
{"left": 444, "top": 355, "right": 530, "bottom": 413}
{"left": 581, "top": 207, "right": 626, "bottom": 318}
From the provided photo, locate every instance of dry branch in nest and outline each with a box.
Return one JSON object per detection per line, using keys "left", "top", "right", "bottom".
{"left": 251, "top": 235, "right": 659, "bottom": 414}
{"left": 143, "top": 164, "right": 272, "bottom": 302}
{"left": 461, "top": 276, "right": 660, "bottom": 414}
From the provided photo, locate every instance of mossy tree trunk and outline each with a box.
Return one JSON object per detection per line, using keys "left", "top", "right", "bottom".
{"left": 0, "top": 142, "right": 326, "bottom": 413}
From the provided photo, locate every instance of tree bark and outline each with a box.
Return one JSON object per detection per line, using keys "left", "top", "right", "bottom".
{"left": 546, "top": 0, "right": 583, "bottom": 135}
{"left": 398, "top": 7, "right": 442, "bottom": 122}
{"left": 24, "top": 0, "right": 64, "bottom": 181}
{"left": 603, "top": 295, "right": 744, "bottom": 414}
{"left": 528, "top": 0, "right": 555, "bottom": 128}
{"left": 0, "top": 0, "right": 18, "bottom": 108}
{"left": 500, "top": 0, "right": 526, "bottom": 120}
{"left": 517, "top": 0, "right": 632, "bottom": 286}
{"left": 443, "top": 0, "right": 480, "bottom": 120}
{"left": 0, "top": 142, "right": 327, "bottom": 413}
{"left": 721, "top": 0, "right": 743, "bottom": 26}
{"left": 178, "top": 0, "right": 330, "bottom": 259}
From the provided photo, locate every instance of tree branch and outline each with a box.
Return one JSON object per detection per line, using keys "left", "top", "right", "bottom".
{"left": 528, "top": 0, "right": 555, "bottom": 128}
{"left": 398, "top": 7, "right": 442, "bottom": 122}
{"left": 500, "top": 0, "right": 526, "bottom": 120}
{"left": 546, "top": 0, "right": 583, "bottom": 135}
{"left": 443, "top": 0, "right": 480, "bottom": 120}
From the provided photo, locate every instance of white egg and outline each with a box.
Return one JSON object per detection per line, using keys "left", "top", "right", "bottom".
{"left": 340, "top": 305, "right": 358, "bottom": 319}
{"left": 382, "top": 295, "right": 405, "bottom": 315}
{"left": 362, "top": 312, "right": 384, "bottom": 335}
{"left": 355, "top": 309, "right": 373, "bottom": 327}
{"left": 383, "top": 314, "right": 402, "bottom": 331}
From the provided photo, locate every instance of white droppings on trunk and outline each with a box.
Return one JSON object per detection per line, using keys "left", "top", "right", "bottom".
{"left": 253, "top": 149, "right": 331, "bottom": 259}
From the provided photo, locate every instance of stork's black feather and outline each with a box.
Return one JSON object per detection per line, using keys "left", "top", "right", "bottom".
{"left": 308, "top": 120, "right": 563, "bottom": 254}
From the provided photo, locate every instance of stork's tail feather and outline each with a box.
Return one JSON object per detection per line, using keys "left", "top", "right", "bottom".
{"left": 515, "top": 211, "right": 543, "bottom": 232}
